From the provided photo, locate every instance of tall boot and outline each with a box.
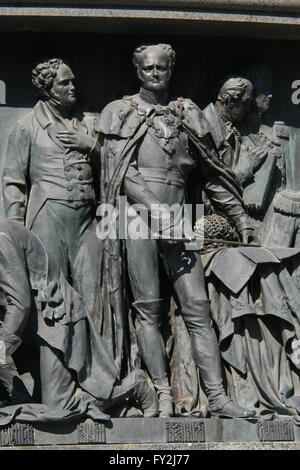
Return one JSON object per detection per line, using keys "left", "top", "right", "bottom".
{"left": 133, "top": 300, "right": 174, "bottom": 417}
{"left": 186, "top": 301, "right": 256, "bottom": 418}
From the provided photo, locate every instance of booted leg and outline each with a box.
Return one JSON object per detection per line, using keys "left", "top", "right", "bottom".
{"left": 185, "top": 300, "right": 256, "bottom": 418}
{"left": 155, "top": 384, "right": 174, "bottom": 418}
{"left": 105, "top": 369, "right": 159, "bottom": 417}
{"left": 133, "top": 300, "right": 174, "bottom": 417}
{"left": 164, "top": 243, "right": 257, "bottom": 419}
{"left": 126, "top": 237, "right": 173, "bottom": 417}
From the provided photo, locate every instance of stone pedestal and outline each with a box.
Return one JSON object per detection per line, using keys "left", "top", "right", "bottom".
{"left": 0, "top": 417, "right": 299, "bottom": 448}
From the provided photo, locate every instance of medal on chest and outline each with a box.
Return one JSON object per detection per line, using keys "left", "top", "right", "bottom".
{"left": 146, "top": 106, "right": 184, "bottom": 155}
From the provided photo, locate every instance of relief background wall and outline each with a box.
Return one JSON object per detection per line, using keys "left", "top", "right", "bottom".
{"left": 0, "top": 5, "right": 300, "bottom": 213}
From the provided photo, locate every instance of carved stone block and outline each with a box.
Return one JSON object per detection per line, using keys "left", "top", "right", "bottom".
{"left": 257, "top": 418, "right": 295, "bottom": 442}
{"left": 166, "top": 420, "right": 205, "bottom": 443}
{"left": 77, "top": 421, "right": 106, "bottom": 444}
{"left": 0, "top": 423, "right": 34, "bottom": 446}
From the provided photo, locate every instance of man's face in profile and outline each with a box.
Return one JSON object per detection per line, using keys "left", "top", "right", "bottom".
{"left": 48, "top": 63, "right": 77, "bottom": 107}
{"left": 136, "top": 46, "right": 172, "bottom": 94}
{"left": 255, "top": 87, "right": 273, "bottom": 115}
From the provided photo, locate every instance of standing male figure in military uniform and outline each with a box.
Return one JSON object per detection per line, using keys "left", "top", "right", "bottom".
{"left": 97, "top": 44, "right": 256, "bottom": 418}
{"left": 2, "top": 58, "right": 100, "bottom": 313}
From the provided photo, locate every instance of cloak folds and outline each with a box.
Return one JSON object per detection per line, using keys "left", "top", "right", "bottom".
{"left": 0, "top": 220, "right": 119, "bottom": 425}
{"left": 202, "top": 246, "right": 300, "bottom": 416}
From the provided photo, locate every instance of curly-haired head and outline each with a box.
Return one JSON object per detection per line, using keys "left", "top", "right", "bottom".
{"left": 32, "top": 58, "right": 66, "bottom": 98}
{"left": 217, "top": 76, "right": 253, "bottom": 105}
{"left": 132, "top": 44, "right": 176, "bottom": 70}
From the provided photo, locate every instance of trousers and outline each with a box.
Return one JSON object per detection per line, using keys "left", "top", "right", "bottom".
{"left": 126, "top": 237, "right": 229, "bottom": 410}
{"left": 31, "top": 199, "right": 100, "bottom": 314}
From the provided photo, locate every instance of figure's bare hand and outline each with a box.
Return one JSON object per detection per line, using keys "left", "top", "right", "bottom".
{"left": 56, "top": 131, "right": 95, "bottom": 153}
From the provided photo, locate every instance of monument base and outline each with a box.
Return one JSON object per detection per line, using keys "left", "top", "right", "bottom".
{"left": 0, "top": 416, "right": 299, "bottom": 448}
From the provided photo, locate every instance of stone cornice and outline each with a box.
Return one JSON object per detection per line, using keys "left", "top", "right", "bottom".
{"left": 0, "top": 1, "right": 300, "bottom": 15}
{"left": 1, "top": 1, "right": 300, "bottom": 38}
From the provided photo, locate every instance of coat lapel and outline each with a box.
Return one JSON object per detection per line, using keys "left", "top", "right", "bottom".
{"left": 34, "top": 101, "right": 87, "bottom": 151}
{"left": 34, "top": 101, "right": 66, "bottom": 151}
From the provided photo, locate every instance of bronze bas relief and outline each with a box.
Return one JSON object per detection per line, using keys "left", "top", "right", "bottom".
{"left": 0, "top": 43, "right": 299, "bottom": 427}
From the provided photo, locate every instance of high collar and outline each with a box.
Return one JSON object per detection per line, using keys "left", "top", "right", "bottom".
{"left": 138, "top": 87, "right": 169, "bottom": 106}
{"left": 33, "top": 100, "right": 57, "bottom": 129}
{"left": 46, "top": 100, "right": 73, "bottom": 120}
{"left": 34, "top": 100, "right": 82, "bottom": 130}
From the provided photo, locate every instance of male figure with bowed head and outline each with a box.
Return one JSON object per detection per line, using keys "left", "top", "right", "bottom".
{"left": 96, "top": 43, "right": 256, "bottom": 418}
{"left": 202, "top": 76, "right": 268, "bottom": 187}
{"left": 2, "top": 59, "right": 100, "bottom": 314}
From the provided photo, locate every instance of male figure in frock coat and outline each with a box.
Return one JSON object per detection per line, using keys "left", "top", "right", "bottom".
{"left": 2, "top": 58, "right": 100, "bottom": 313}
{"left": 96, "top": 43, "right": 256, "bottom": 418}
{"left": 202, "top": 76, "right": 268, "bottom": 187}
